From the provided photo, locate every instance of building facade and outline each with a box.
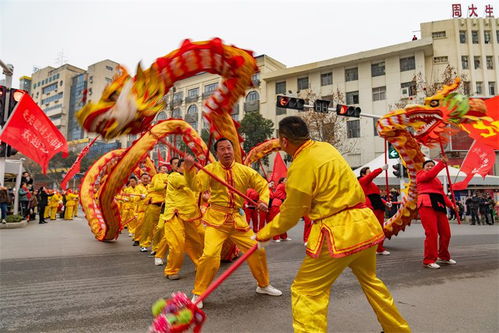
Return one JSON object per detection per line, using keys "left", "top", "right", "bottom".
{"left": 29, "top": 59, "right": 119, "bottom": 140}
{"left": 19, "top": 76, "right": 32, "bottom": 94}
{"left": 260, "top": 17, "right": 498, "bottom": 172}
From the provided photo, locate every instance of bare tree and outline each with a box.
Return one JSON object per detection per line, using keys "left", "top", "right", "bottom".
{"left": 297, "top": 87, "right": 356, "bottom": 154}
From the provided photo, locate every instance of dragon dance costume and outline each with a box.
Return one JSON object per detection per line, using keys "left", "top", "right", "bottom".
{"left": 257, "top": 140, "right": 410, "bottom": 333}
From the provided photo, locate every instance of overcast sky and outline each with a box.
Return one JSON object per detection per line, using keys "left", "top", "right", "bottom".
{"left": 0, "top": 0, "right": 495, "bottom": 88}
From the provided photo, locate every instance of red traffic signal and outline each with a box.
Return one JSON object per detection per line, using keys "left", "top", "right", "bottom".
{"left": 276, "top": 95, "right": 305, "bottom": 111}
{"left": 336, "top": 104, "right": 361, "bottom": 118}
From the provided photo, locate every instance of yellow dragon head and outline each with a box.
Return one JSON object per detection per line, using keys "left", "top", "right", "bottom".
{"left": 76, "top": 64, "right": 167, "bottom": 139}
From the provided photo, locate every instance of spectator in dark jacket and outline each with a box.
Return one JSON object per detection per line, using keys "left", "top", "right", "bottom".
{"left": 21, "top": 172, "right": 34, "bottom": 191}
{"left": 0, "top": 186, "right": 11, "bottom": 223}
{"left": 37, "top": 186, "right": 53, "bottom": 224}
{"left": 18, "top": 183, "right": 30, "bottom": 218}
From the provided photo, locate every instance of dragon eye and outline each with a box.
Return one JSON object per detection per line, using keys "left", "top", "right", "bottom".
{"left": 429, "top": 100, "right": 439, "bottom": 107}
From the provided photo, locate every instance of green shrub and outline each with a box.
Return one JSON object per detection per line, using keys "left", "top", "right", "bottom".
{"left": 5, "top": 215, "right": 23, "bottom": 223}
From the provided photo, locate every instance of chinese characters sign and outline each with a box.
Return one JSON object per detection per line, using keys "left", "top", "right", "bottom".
{"left": 452, "top": 4, "right": 494, "bottom": 17}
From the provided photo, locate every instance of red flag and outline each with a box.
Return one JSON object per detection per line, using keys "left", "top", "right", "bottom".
{"left": 0, "top": 93, "right": 68, "bottom": 173}
{"left": 60, "top": 136, "right": 99, "bottom": 190}
{"left": 271, "top": 152, "right": 287, "bottom": 184}
{"left": 157, "top": 146, "right": 164, "bottom": 165}
{"left": 452, "top": 140, "right": 495, "bottom": 190}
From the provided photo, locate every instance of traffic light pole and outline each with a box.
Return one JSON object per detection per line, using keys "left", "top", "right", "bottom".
{"left": 0, "top": 60, "right": 13, "bottom": 187}
{"left": 302, "top": 104, "right": 380, "bottom": 120}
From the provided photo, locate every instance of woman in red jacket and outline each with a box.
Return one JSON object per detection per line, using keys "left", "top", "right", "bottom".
{"left": 358, "top": 165, "right": 390, "bottom": 255}
{"left": 416, "top": 158, "right": 457, "bottom": 269}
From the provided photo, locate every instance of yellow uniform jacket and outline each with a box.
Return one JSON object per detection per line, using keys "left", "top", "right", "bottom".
{"left": 49, "top": 193, "right": 62, "bottom": 207}
{"left": 162, "top": 172, "right": 202, "bottom": 222}
{"left": 135, "top": 184, "right": 149, "bottom": 212}
{"left": 257, "top": 140, "right": 384, "bottom": 258}
{"left": 147, "top": 173, "right": 169, "bottom": 204}
{"left": 184, "top": 161, "right": 269, "bottom": 231}
{"left": 65, "top": 193, "right": 78, "bottom": 207}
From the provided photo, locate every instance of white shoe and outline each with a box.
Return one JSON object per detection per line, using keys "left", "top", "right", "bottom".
{"left": 274, "top": 239, "right": 281, "bottom": 243}
{"left": 437, "top": 258, "right": 457, "bottom": 265}
{"left": 191, "top": 295, "right": 203, "bottom": 309}
{"left": 154, "top": 258, "right": 163, "bottom": 266}
{"left": 376, "top": 250, "right": 391, "bottom": 256}
{"left": 284, "top": 237, "right": 292, "bottom": 241}
{"left": 139, "top": 247, "right": 148, "bottom": 252}
{"left": 424, "top": 263, "right": 440, "bottom": 269}
{"left": 256, "top": 284, "right": 282, "bottom": 296}
{"left": 128, "top": 233, "right": 133, "bottom": 237}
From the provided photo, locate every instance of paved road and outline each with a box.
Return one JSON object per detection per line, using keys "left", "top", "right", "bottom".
{"left": 1, "top": 216, "right": 498, "bottom": 332}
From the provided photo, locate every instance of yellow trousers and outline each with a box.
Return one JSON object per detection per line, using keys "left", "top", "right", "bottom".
{"left": 163, "top": 215, "right": 205, "bottom": 276}
{"left": 291, "top": 245, "right": 410, "bottom": 333}
{"left": 48, "top": 206, "right": 58, "bottom": 220}
{"left": 133, "top": 211, "right": 146, "bottom": 242}
{"left": 64, "top": 206, "right": 75, "bottom": 220}
{"left": 121, "top": 207, "right": 136, "bottom": 234}
{"left": 192, "top": 222, "right": 269, "bottom": 295}
{"left": 152, "top": 223, "right": 164, "bottom": 253}
{"left": 44, "top": 206, "right": 51, "bottom": 219}
{"left": 139, "top": 204, "right": 162, "bottom": 248}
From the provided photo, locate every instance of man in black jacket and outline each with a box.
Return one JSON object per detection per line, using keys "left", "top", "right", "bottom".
{"left": 37, "top": 186, "right": 53, "bottom": 224}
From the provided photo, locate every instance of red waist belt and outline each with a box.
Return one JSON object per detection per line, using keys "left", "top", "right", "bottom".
{"left": 313, "top": 202, "right": 367, "bottom": 223}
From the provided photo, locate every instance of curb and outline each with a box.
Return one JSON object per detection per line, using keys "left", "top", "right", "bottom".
{"left": 0, "top": 220, "right": 28, "bottom": 229}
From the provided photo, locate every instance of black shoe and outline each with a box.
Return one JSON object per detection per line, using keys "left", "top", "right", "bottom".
{"left": 132, "top": 241, "right": 139, "bottom": 246}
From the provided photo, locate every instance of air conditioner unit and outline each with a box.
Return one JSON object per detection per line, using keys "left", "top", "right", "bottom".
{"left": 401, "top": 88, "right": 410, "bottom": 98}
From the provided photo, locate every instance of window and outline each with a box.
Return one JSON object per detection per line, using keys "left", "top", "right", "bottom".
{"left": 486, "top": 56, "right": 493, "bottom": 69}
{"left": 489, "top": 82, "right": 496, "bottom": 96}
{"left": 172, "top": 108, "right": 181, "bottom": 118}
{"left": 297, "top": 77, "right": 309, "bottom": 90}
{"left": 320, "top": 72, "right": 332, "bottom": 86}
{"left": 105, "top": 78, "right": 112, "bottom": 83}
{"left": 400, "top": 56, "right": 416, "bottom": 71}
{"left": 185, "top": 104, "right": 198, "bottom": 128}
{"left": 251, "top": 73, "right": 260, "bottom": 86}
{"left": 459, "top": 30, "right": 467, "bottom": 43}
{"left": 432, "top": 31, "right": 446, "bottom": 39}
{"left": 461, "top": 56, "right": 469, "bottom": 69}
{"left": 89, "top": 76, "right": 93, "bottom": 84}
{"left": 484, "top": 31, "right": 491, "bottom": 44}
{"left": 372, "top": 86, "right": 386, "bottom": 101}
{"left": 347, "top": 120, "right": 360, "bottom": 138}
{"left": 346, "top": 91, "right": 359, "bottom": 104}
{"left": 345, "top": 67, "right": 358, "bottom": 81}
{"left": 156, "top": 111, "right": 167, "bottom": 121}
{"left": 204, "top": 83, "right": 217, "bottom": 94}
{"left": 472, "top": 30, "right": 479, "bottom": 44}
{"left": 49, "top": 114, "right": 62, "bottom": 121}
{"left": 106, "top": 65, "right": 114, "bottom": 71}
{"left": 246, "top": 91, "right": 259, "bottom": 102}
{"left": 42, "top": 83, "right": 58, "bottom": 94}
{"left": 433, "top": 56, "right": 448, "bottom": 64}
{"left": 371, "top": 62, "right": 385, "bottom": 77}
{"left": 401, "top": 81, "right": 417, "bottom": 96}
{"left": 188, "top": 88, "right": 199, "bottom": 97}
{"left": 476, "top": 81, "right": 482, "bottom": 94}
{"left": 474, "top": 56, "right": 481, "bottom": 69}
{"left": 463, "top": 81, "right": 471, "bottom": 95}
{"left": 41, "top": 92, "right": 63, "bottom": 105}
{"left": 232, "top": 104, "right": 240, "bottom": 121}
{"left": 497, "top": 30, "right": 499, "bottom": 43}
{"left": 173, "top": 91, "right": 183, "bottom": 105}
{"left": 60, "top": 81, "right": 63, "bottom": 86}
{"left": 275, "top": 81, "right": 286, "bottom": 94}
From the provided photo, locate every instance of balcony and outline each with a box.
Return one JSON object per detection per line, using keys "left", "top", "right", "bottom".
{"left": 185, "top": 95, "right": 199, "bottom": 103}
{"left": 244, "top": 100, "right": 260, "bottom": 112}
{"left": 202, "top": 91, "right": 214, "bottom": 99}
{"left": 172, "top": 99, "right": 183, "bottom": 107}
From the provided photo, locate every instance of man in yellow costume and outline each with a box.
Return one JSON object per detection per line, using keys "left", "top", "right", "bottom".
{"left": 184, "top": 138, "right": 282, "bottom": 309}
{"left": 121, "top": 176, "right": 140, "bottom": 237}
{"left": 132, "top": 173, "right": 151, "bottom": 246}
{"left": 64, "top": 190, "right": 79, "bottom": 220}
{"left": 158, "top": 158, "right": 205, "bottom": 279}
{"left": 48, "top": 190, "right": 62, "bottom": 220}
{"left": 139, "top": 165, "right": 169, "bottom": 253}
{"left": 256, "top": 116, "right": 410, "bottom": 333}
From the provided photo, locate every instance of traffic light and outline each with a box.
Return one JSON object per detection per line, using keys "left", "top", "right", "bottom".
{"left": 313, "top": 99, "right": 330, "bottom": 113}
{"left": 0, "top": 142, "right": 17, "bottom": 157}
{"left": 276, "top": 95, "right": 305, "bottom": 111}
{"left": 392, "top": 163, "right": 408, "bottom": 178}
{"left": 336, "top": 104, "right": 361, "bottom": 118}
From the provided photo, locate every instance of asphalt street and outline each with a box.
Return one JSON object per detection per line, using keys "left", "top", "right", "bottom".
{"left": 1, "top": 215, "right": 498, "bottom": 333}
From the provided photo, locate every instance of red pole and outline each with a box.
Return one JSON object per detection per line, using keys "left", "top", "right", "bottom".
{"left": 162, "top": 140, "right": 260, "bottom": 207}
{"left": 439, "top": 141, "right": 461, "bottom": 224}
{"left": 195, "top": 245, "right": 258, "bottom": 304}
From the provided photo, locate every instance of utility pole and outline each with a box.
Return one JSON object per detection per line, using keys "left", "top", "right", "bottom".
{"left": 0, "top": 60, "right": 14, "bottom": 187}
